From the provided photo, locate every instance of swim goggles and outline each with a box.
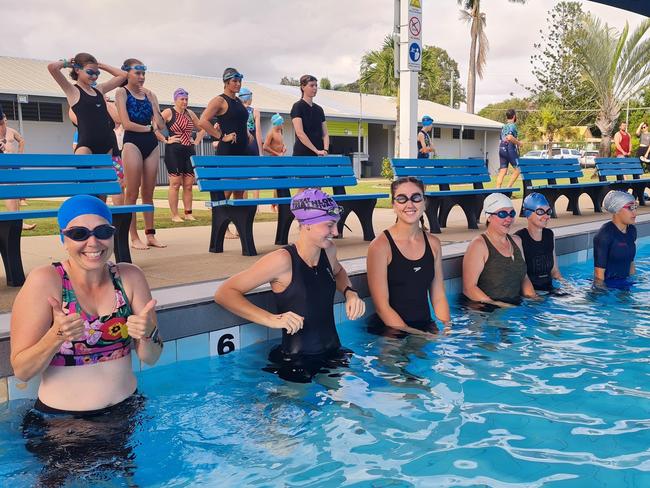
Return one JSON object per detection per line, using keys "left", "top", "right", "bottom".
{"left": 623, "top": 203, "right": 638, "bottom": 211}
{"left": 85, "top": 69, "right": 101, "bottom": 77}
{"left": 122, "top": 65, "right": 147, "bottom": 72}
{"left": 298, "top": 205, "right": 345, "bottom": 222}
{"left": 486, "top": 209, "right": 517, "bottom": 219}
{"left": 393, "top": 193, "right": 424, "bottom": 204}
{"left": 524, "top": 207, "right": 553, "bottom": 216}
{"left": 61, "top": 224, "right": 116, "bottom": 241}
{"left": 224, "top": 72, "right": 243, "bottom": 82}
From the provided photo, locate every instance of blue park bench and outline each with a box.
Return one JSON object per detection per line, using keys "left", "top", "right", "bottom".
{"left": 595, "top": 157, "right": 650, "bottom": 206}
{"left": 0, "top": 154, "right": 153, "bottom": 287}
{"left": 518, "top": 157, "right": 610, "bottom": 217}
{"left": 390, "top": 158, "right": 514, "bottom": 233}
{"left": 191, "top": 155, "right": 388, "bottom": 256}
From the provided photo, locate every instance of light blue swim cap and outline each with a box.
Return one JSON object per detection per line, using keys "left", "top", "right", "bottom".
{"left": 422, "top": 115, "right": 433, "bottom": 126}
{"left": 57, "top": 195, "right": 112, "bottom": 243}
{"left": 603, "top": 190, "right": 635, "bottom": 214}
{"left": 238, "top": 87, "right": 252, "bottom": 100}
{"left": 522, "top": 192, "right": 550, "bottom": 217}
{"left": 271, "top": 113, "right": 284, "bottom": 126}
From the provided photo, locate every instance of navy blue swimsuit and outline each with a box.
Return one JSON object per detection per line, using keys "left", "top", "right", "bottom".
{"left": 122, "top": 88, "right": 158, "bottom": 159}
{"left": 593, "top": 221, "right": 636, "bottom": 282}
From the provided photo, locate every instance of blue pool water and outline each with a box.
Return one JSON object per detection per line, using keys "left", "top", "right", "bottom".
{"left": 2, "top": 241, "right": 650, "bottom": 487}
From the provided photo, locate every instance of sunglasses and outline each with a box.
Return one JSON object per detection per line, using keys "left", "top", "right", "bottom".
{"left": 623, "top": 203, "right": 638, "bottom": 211}
{"left": 487, "top": 209, "right": 517, "bottom": 219}
{"left": 393, "top": 193, "right": 424, "bottom": 204}
{"left": 62, "top": 224, "right": 116, "bottom": 241}
{"left": 84, "top": 69, "right": 100, "bottom": 77}
{"left": 525, "top": 207, "right": 553, "bottom": 216}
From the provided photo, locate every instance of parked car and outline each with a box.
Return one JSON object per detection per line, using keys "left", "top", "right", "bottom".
{"left": 549, "top": 147, "right": 581, "bottom": 159}
{"left": 581, "top": 150, "right": 599, "bottom": 168}
{"left": 522, "top": 150, "right": 547, "bottom": 159}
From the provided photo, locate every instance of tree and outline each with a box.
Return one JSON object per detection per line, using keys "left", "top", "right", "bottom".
{"left": 478, "top": 97, "right": 531, "bottom": 124}
{"left": 458, "top": 0, "right": 526, "bottom": 114}
{"left": 279, "top": 76, "right": 300, "bottom": 86}
{"left": 319, "top": 77, "right": 332, "bottom": 90}
{"left": 574, "top": 16, "right": 650, "bottom": 156}
{"left": 522, "top": 1, "right": 594, "bottom": 126}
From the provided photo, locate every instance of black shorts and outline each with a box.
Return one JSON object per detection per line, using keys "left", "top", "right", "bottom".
{"left": 636, "top": 146, "right": 648, "bottom": 158}
{"left": 164, "top": 143, "right": 195, "bottom": 176}
{"left": 123, "top": 130, "right": 158, "bottom": 159}
{"left": 499, "top": 143, "right": 519, "bottom": 169}
{"left": 264, "top": 344, "right": 353, "bottom": 383}
{"left": 216, "top": 140, "right": 248, "bottom": 156}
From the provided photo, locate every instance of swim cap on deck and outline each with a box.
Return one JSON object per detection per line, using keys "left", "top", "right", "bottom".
{"left": 483, "top": 192, "right": 513, "bottom": 215}
{"left": 422, "top": 115, "right": 433, "bottom": 126}
{"left": 291, "top": 188, "right": 341, "bottom": 225}
{"left": 173, "top": 88, "right": 189, "bottom": 100}
{"left": 58, "top": 195, "right": 112, "bottom": 242}
{"left": 603, "top": 190, "right": 635, "bottom": 214}
{"left": 522, "top": 192, "right": 550, "bottom": 217}
{"left": 271, "top": 113, "right": 284, "bottom": 126}
{"left": 238, "top": 87, "right": 252, "bottom": 100}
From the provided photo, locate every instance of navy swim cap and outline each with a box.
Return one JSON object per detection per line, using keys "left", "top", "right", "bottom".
{"left": 522, "top": 192, "right": 550, "bottom": 217}
{"left": 57, "top": 195, "right": 112, "bottom": 242}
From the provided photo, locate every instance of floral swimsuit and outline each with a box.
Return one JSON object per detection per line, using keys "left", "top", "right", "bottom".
{"left": 50, "top": 262, "right": 133, "bottom": 367}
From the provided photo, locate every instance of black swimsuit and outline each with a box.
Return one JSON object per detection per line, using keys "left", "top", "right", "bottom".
{"left": 122, "top": 88, "right": 158, "bottom": 159}
{"left": 71, "top": 85, "right": 116, "bottom": 155}
{"left": 215, "top": 94, "right": 249, "bottom": 156}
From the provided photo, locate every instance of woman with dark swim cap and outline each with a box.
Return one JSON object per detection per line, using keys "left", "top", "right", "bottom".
{"left": 367, "top": 177, "right": 450, "bottom": 335}
{"left": 215, "top": 188, "right": 365, "bottom": 381}
{"left": 514, "top": 192, "right": 563, "bottom": 292}
{"left": 463, "top": 193, "right": 537, "bottom": 307}
{"left": 593, "top": 190, "right": 637, "bottom": 286}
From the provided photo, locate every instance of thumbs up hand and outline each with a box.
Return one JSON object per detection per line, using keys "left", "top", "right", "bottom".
{"left": 48, "top": 296, "right": 85, "bottom": 342}
{"left": 126, "top": 299, "right": 157, "bottom": 340}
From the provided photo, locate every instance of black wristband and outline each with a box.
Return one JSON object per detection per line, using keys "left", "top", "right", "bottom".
{"left": 343, "top": 286, "right": 358, "bottom": 298}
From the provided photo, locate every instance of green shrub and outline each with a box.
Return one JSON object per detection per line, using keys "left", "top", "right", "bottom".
{"left": 381, "top": 157, "right": 394, "bottom": 181}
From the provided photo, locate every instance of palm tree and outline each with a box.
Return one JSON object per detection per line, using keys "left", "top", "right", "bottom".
{"left": 575, "top": 15, "right": 650, "bottom": 156}
{"left": 458, "top": 0, "right": 525, "bottom": 114}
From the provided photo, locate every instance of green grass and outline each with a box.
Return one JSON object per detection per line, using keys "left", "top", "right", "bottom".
{"left": 13, "top": 200, "right": 277, "bottom": 237}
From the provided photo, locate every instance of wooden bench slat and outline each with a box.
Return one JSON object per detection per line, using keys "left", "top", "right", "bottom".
{"left": 192, "top": 155, "right": 348, "bottom": 167}
{"left": 0, "top": 169, "right": 118, "bottom": 184}
{"left": 197, "top": 176, "right": 358, "bottom": 192}
{"left": 211, "top": 193, "right": 389, "bottom": 207}
{"left": 195, "top": 166, "right": 351, "bottom": 179}
{"left": 392, "top": 167, "right": 488, "bottom": 176}
{"left": 0, "top": 204, "right": 154, "bottom": 222}
{"left": 0, "top": 182, "right": 121, "bottom": 199}
{"left": 599, "top": 169, "right": 644, "bottom": 176}
{"left": 391, "top": 158, "right": 486, "bottom": 168}
{"left": 0, "top": 154, "right": 113, "bottom": 167}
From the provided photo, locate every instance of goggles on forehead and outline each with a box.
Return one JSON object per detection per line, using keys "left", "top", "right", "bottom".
{"left": 297, "top": 205, "right": 344, "bottom": 222}
{"left": 123, "top": 65, "right": 147, "bottom": 72}
{"left": 224, "top": 72, "right": 243, "bottom": 82}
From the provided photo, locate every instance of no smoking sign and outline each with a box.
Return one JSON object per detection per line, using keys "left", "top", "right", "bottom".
{"left": 409, "top": 16, "right": 421, "bottom": 37}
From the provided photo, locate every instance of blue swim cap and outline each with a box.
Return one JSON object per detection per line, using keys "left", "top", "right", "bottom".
{"left": 57, "top": 195, "right": 112, "bottom": 243}
{"left": 271, "top": 113, "right": 284, "bottom": 126}
{"left": 522, "top": 192, "right": 550, "bottom": 217}
{"left": 238, "top": 87, "right": 252, "bottom": 100}
{"left": 422, "top": 115, "right": 433, "bottom": 126}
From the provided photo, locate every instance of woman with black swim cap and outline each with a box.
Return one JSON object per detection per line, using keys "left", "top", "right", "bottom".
{"left": 367, "top": 177, "right": 450, "bottom": 336}
{"left": 215, "top": 188, "right": 365, "bottom": 382}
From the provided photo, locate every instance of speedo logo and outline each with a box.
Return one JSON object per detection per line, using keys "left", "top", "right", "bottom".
{"left": 413, "top": 267, "right": 421, "bottom": 273}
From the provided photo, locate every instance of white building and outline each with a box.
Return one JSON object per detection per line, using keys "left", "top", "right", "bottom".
{"left": 0, "top": 56, "right": 503, "bottom": 181}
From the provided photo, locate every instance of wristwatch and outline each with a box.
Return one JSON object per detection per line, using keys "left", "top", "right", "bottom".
{"left": 343, "top": 286, "right": 358, "bottom": 298}
{"left": 146, "top": 326, "right": 161, "bottom": 344}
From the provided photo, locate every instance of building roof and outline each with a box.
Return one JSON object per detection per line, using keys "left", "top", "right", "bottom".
{"left": 0, "top": 56, "right": 502, "bottom": 130}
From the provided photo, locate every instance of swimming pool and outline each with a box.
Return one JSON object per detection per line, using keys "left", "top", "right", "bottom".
{"left": 1, "top": 241, "right": 650, "bottom": 487}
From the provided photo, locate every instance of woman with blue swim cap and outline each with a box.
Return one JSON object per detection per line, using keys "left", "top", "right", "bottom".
{"left": 216, "top": 188, "right": 365, "bottom": 382}
{"left": 514, "top": 192, "right": 563, "bottom": 291}
{"left": 11, "top": 195, "right": 162, "bottom": 484}
{"left": 593, "top": 190, "right": 638, "bottom": 286}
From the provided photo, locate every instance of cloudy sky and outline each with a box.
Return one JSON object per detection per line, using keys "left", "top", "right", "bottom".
{"left": 1, "top": 0, "right": 646, "bottom": 111}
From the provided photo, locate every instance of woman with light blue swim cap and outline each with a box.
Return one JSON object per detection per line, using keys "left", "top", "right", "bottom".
{"left": 417, "top": 115, "right": 436, "bottom": 159}
{"left": 514, "top": 192, "right": 563, "bottom": 291}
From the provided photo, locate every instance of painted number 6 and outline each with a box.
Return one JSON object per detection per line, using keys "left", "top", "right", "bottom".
{"left": 217, "top": 333, "right": 236, "bottom": 355}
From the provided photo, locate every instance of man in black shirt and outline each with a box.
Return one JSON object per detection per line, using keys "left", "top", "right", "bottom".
{"left": 290, "top": 74, "right": 329, "bottom": 156}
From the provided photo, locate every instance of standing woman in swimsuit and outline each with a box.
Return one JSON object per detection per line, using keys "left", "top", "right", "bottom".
{"left": 10, "top": 195, "right": 162, "bottom": 484}
{"left": 367, "top": 177, "right": 450, "bottom": 336}
{"left": 158, "top": 88, "right": 204, "bottom": 222}
{"left": 198, "top": 67, "right": 248, "bottom": 199}
{"left": 216, "top": 189, "right": 365, "bottom": 382}
{"left": 115, "top": 58, "right": 166, "bottom": 249}
{"left": 47, "top": 53, "right": 125, "bottom": 156}
{"left": 463, "top": 193, "right": 537, "bottom": 307}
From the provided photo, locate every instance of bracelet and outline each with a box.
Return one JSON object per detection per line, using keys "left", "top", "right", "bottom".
{"left": 61, "top": 59, "right": 68, "bottom": 68}
{"left": 343, "top": 285, "right": 358, "bottom": 298}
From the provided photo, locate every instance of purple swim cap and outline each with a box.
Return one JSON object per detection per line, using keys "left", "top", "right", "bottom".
{"left": 173, "top": 88, "right": 189, "bottom": 100}
{"left": 291, "top": 188, "right": 342, "bottom": 225}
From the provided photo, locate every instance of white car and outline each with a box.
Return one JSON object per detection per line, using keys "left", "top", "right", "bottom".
{"left": 522, "top": 150, "right": 547, "bottom": 159}
{"left": 550, "top": 147, "right": 581, "bottom": 160}
{"left": 581, "top": 150, "right": 599, "bottom": 168}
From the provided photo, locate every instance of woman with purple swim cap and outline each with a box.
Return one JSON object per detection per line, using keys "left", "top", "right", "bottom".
{"left": 216, "top": 188, "right": 365, "bottom": 382}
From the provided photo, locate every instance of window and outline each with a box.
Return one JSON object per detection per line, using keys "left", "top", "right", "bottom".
{"left": 453, "top": 128, "right": 476, "bottom": 140}
{"left": 38, "top": 102, "right": 63, "bottom": 122}
{"left": 0, "top": 100, "right": 63, "bottom": 122}
{"left": 433, "top": 127, "right": 441, "bottom": 139}
{"left": 20, "top": 102, "right": 39, "bottom": 121}
{"left": 0, "top": 100, "right": 16, "bottom": 120}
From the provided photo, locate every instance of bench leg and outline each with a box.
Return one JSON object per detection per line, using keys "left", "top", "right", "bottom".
{"left": 228, "top": 206, "right": 258, "bottom": 256}
{"left": 0, "top": 220, "right": 26, "bottom": 287}
{"left": 542, "top": 191, "right": 559, "bottom": 219}
{"left": 631, "top": 183, "right": 646, "bottom": 206}
{"left": 337, "top": 200, "right": 377, "bottom": 241}
{"left": 438, "top": 199, "right": 453, "bottom": 228}
{"left": 588, "top": 186, "right": 608, "bottom": 213}
{"left": 209, "top": 207, "right": 230, "bottom": 253}
{"left": 565, "top": 190, "right": 582, "bottom": 216}
{"left": 424, "top": 198, "right": 442, "bottom": 234}
{"left": 274, "top": 204, "right": 294, "bottom": 246}
{"left": 112, "top": 213, "right": 133, "bottom": 263}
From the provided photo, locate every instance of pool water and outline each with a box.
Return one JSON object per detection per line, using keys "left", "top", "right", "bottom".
{"left": 2, "top": 242, "right": 650, "bottom": 487}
